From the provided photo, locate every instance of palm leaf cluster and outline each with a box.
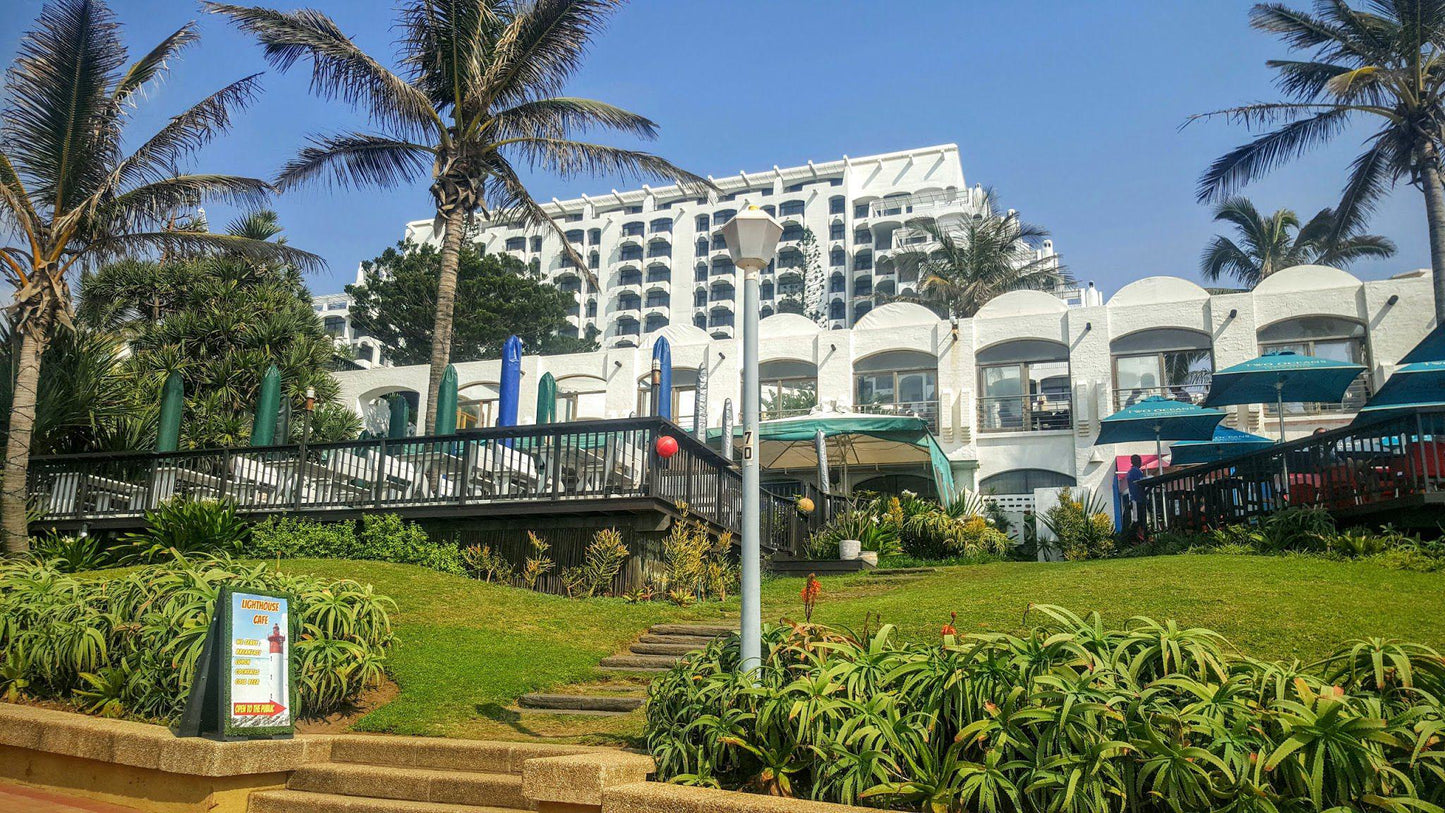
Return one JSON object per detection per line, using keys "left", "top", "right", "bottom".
{"left": 208, "top": 0, "right": 708, "bottom": 431}
{"left": 0, "top": 551, "right": 393, "bottom": 720}
{"left": 1194, "top": 1, "right": 1445, "bottom": 316}
{"left": 1201, "top": 197, "right": 1396, "bottom": 288}
{"left": 648, "top": 606, "right": 1445, "bottom": 812}
{"left": 893, "top": 191, "right": 1068, "bottom": 318}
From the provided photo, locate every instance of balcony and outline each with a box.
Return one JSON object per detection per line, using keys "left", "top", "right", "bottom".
{"left": 776, "top": 266, "right": 804, "bottom": 285}
{"left": 710, "top": 325, "right": 735, "bottom": 339}
{"left": 644, "top": 278, "right": 671, "bottom": 295}
{"left": 709, "top": 288, "right": 736, "bottom": 304}
{"left": 612, "top": 298, "right": 641, "bottom": 313}
{"left": 855, "top": 399, "right": 939, "bottom": 432}
{"left": 978, "top": 395, "right": 1073, "bottom": 433}
{"left": 869, "top": 188, "right": 981, "bottom": 221}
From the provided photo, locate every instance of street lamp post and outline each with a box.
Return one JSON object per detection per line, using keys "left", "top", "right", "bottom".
{"left": 720, "top": 206, "right": 783, "bottom": 677}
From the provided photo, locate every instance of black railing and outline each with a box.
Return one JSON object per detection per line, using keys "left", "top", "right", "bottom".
{"left": 28, "top": 417, "right": 786, "bottom": 550}
{"left": 1140, "top": 407, "right": 1445, "bottom": 531}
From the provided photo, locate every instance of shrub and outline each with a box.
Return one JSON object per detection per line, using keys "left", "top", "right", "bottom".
{"left": 245, "top": 514, "right": 464, "bottom": 575}
{"left": 1261, "top": 505, "right": 1335, "bottom": 552}
{"left": 520, "top": 531, "right": 554, "bottom": 589}
{"left": 561, "top": 528, "right": 630, "bottom": 598}
{"left": 661, "top": 512, "right": 736, "bottom": 603}
{"left": 646, "top": 606, "right": 1445, "bottom": 810}
{"left": 115, "top": 498, "right": 250, "bottom": 564}
{"left": 806, "top": 509, "right": 901, "bottom": 558}
{"left": 806, "top": 492, "right": 1009, "bottom": 562}
{"left": 0, "top": 553, "right": 393, "bottom": 721}
{"left": 1039, "top": 488, "right": 1115, "bottom": 560}
{"left": 460, "top": 543, "right": 515, "bottom": 583}
{"left": 28, "top": 534, "right": 111, "bottom": 573}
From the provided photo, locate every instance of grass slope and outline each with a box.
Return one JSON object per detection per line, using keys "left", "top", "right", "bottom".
{"left": 282, "top": 554, "right": 1445, "bottom": 740}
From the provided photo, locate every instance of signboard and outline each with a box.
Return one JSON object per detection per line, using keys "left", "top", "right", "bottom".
{"left": 177, "top": 586, "right": 294, "bottom": 740}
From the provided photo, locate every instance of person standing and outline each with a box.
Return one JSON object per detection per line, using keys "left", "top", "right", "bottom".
{"left": 1126, "top": 454, "right": 1147, "bottom": 536}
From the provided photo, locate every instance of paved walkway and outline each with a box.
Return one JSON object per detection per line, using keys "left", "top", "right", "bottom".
{"left": 0, "top": 783, "right": 140, "bottom": 812}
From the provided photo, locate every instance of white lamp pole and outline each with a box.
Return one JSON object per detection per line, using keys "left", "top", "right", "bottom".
{"left": 720, "top": 206, "right": 783, "bottom": 677}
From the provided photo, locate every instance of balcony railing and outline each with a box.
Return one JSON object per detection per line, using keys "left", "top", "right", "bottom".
{"left": 1140, "top": 407, "right": 1445, "bottom": 531}
{"left": 978, "top": 395, "right": 1072, "bottom": 432}
{"left": 1113, "top": 384, "right": 1209, "bottom": 412}
{"left": 28, "top": 418, "right": 794, "bottom": 546}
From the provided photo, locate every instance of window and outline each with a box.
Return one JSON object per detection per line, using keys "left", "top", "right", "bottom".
{"left": 712, "top": 258, "right": 735, "bottom": 276}
{"left": 556, "top": 377, "right": 607, "bottom": 421}
{"left": 585, "top": 300, "right": 597, "bottom": 318}
{"left": 327, "top": 301, "right": 347, "bottom": 311}
{"left": 979, "top": 469, "right": 1076, "bottom": 495}
{"left": 505, "top": 236, "right": 525, "bottom": 251}
{"left": 645, "top": 265, "right": 670, "bottom": 282}
{"left": 695, "top": 265, "right": 708, "bottom": 282}
{"left": 854, "top": 301, "right": 872, "bottom": 320}
{"left": 715, "top": 209, "right": 736, "bottom": 227}
{"left": 530, "top": 235, "right": 543, "bottom": 252}
{"left": 854, "top": 202, "right": 869, "bottom": 219}
{"left": 695, "top": 214, "right": 710, "bottom": 231}
{"left": 354, "top": 344, "right": 374, "bottom": 362}
{"left": 644, "top": 314, "right": 669, "bottom": 332}
{"left": 760, "top": 281, "right": 774, "bottom": 300}
{"left": 618, "top": 268, "right": 642, "bottom": 286}
{"left": 829, "top": 222, "right": 845, "bottom": 241}
{"left": 977, "top": 340, "right": 1072, "bottom": 432}
{"left": 1258, "top": 316, "right": 1371, "bottom": 413}
{"left": 588, "top": 252, "right": 600, "bottom": 270}
{"left": 829, "top": 178, "right": 842, "bottom": 187}
{"left": 619, "top": 245, "right": 643, "bottom": 262}
{"left": 622, "top": 221, "right": 645, "bottom": 237}
{"left": 854, "top": 350, "right": 938, "bottom": 429}
{"left": 650, "top": 217, "right": 672, "bottom": 233}
{"left": 780, "top": 224, "right": 805, "bottom": 242}
{"left": 694, "top": 313, "right": 707, "bottom": 329}
{"left": 761, "top": 204, "right": 776, "bottom": 217}
{"left": 645, "top": 290, "right": 668, "bottom": 308}
{"left": 647, "top": 240, "right": 671, "bottom": 258}
{"left": 637, "top": 368, "right": 700, "bottom": 426}
{"left": 830, "top": 248, "right": 845, "bottom": 267}
{"left": 565, "top": 213, "right": 583, "bottom": 223}
{"left": 694, "top": 290, "right": 707, "bottom": 307}
{"left": 624, "top": 205, "right": 642, "bottom": 214}
{"left": 323, "top": 315, "right": 346, "bottom": 337}
{"left": 779, "top": 200, "right": 805, "bottom": 217}
{"left": 829, "top": 300, "right": 846, "bottom": 320}
{"left": 1110, "top": 329, "right": 1213, "bottom": 410}
{"left": 829, "top": 274, "right": 845, "bottom": 293}
{"left": 855, "top": 278, "right": 872, "bottom": 296}
{"left": 588, "top": 228, "right": 601, "bottom": 245}
{"left": 854, "top": 229, "right": 871, "bottom": 246}
{"left": 829, "top": 196, "right": 845, "bottom": 215}
{"left": 784, "top": 182, "right": 805, "bottom": 193}
{"left": 565, "top": 229, "right": 584, "bottom": 244}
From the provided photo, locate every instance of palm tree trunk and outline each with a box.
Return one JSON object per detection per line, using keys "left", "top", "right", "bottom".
{"left": 1420, "top": 158, "right": 1445, "bottom": 324}
{"left": 2, "top": 326, "right": 46, "bottom": 552}
{"left": 424, "top": 206, "right": 468, "bottom": 434}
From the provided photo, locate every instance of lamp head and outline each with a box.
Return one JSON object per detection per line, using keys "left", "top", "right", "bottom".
{"left": 720, "top": 206, "right": 782, "bottom": 273}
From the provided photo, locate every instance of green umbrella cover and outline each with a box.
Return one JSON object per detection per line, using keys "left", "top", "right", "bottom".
{"left": 434, "top": 365, "right": 459, "bottom": 435}
{"left": 536, "top": 371, "right": 557, "bottom": 424}
{"left": 250, "top": 365, "right": 281, "bottom": 447}
{"left": 156, "top": 371, "right": 184, "bottom": 452}
{"left": 388, "top": 394, "right": 411, "bottom": 439}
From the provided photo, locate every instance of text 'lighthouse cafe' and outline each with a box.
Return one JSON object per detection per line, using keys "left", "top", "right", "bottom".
{"left": 331, "top": 262, "right": 1439, "bottom": 526}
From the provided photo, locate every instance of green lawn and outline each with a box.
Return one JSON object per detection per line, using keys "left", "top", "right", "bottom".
{"left": 284, "top": 554, "right": 1445, "bottom": 741}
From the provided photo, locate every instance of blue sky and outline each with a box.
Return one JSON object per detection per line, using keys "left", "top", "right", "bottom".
{"left": 4, "top": 0, "right": 1432, "bottom": 296}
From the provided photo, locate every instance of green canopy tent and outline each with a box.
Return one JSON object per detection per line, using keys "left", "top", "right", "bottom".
{"left": 711, "top": 412, "right": 956, "bottom": 496}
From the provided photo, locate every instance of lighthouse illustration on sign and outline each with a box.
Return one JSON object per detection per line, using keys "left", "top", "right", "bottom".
{"left": 267, "top": 623, "right": 287, "bottom": 706}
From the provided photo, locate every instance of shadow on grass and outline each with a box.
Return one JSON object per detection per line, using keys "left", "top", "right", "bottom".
{"left": 474, "top": 702, "right": 544, "bottom": 737}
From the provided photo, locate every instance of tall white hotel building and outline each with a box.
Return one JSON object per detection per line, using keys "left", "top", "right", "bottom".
{"left": 388, "top": 144, "right": 1067, "bottom": 352}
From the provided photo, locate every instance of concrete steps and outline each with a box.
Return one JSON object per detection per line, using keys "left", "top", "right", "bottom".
{"left": 517, "top": 623, "right": 732, "bottom": 713}
{"left": 249, "top": 790, "right": 519, "bottom": 813}
{"left": 287, "top": 763, "right": 528, "bottom": 809}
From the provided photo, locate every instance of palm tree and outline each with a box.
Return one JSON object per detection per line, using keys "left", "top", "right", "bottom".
{"left": 893, "top": 190, "right": 1067, "bottom": 318}
{"left": 1200, "top": 197, "right": 1396, "bottom": 287}
{"left": 1193, "top": 1, "right": 1445, "bottom": 320}
{"left": 208, "top": 0, "right": 709, "bottom": 433}
{"left": 0, "top": 0, "right": 319, "bottom": 551}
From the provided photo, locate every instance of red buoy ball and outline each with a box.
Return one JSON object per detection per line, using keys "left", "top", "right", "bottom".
{"left": 656, "top": 435, "right": 679, "bottom": 458}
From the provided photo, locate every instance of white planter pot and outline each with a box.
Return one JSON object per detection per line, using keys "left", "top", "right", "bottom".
{"left": 838, "top": 539, "right": 862, "bottom": 560}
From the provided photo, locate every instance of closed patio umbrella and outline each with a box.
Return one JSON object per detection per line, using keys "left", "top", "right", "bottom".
{"left": 434, "top": 364, "right": 459, "bottom": 435}
{"left": 535, "top": 371, "right": 557, "bottom": 424}
{"left": 1095, "top": 395, "right": 1226, "bottom": 465}
{"left": 1169, "top": 425, "right": 1275, "bottom": 466}
{"left": 652, "top": 337, "right": 672, "bottom": 420}
{"left": 693, "top": 361, "right": 708, "bottom": 439}
{"left": 250, "top": 365, "right": 281, "bottom": 447}
{"left": 498, "top": 335, "right": 522, "bottom": 428}
{"left": 1203, "top": 351, "right": 1364, "bottom": 442}
{"left": 156, "top": 371, "right": 184, "bottom": 452}
{"left": 387, "top": 393, "right": 410, "bottom": 439}
{"left": 719, "top": 398, "right": 734, "bottom": 462}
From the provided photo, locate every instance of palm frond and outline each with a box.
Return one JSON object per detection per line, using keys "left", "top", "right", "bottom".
{"left": 1249, "top": 3, "right": 1364, "bottom": 55}
{"left": 483, "top": 154, "right": 595, "bottom": 286}
{"left": 1195, "top": 107, "right": 1353, "bottom": 202}
{"left": 1200, "top": 235, "right": 1260, "bottom": 287}
{"left": 2, "top": 0, "right": 127, "bottom": 214}
{"left": 204, "top": 2, "right": 440, "bottom": 138}
{"left": 276, "top": 132, "right": 434, "bottom": 191}
{"left": 92, "top": 175, "right": 273, "bottom": 236}
{"left": 480, "top": 0, "right": 622, "bottom": 109}
{"left": 496, "top": 137, "right": 711, "bottom": 194}
{"left": 1325, "top": 132, "right": 1397, "bottom": 247}
{"left": 491, "top": 97, "right": 659, "bottom": 141}
{"left": 398, "top": 0, "right": 495, "bottom": 112}
{"left": 111, "top": 22, "right": 199, "bottom": 106}
{"left": 1267, "top": 59, "right": 1355, "bottom": 100}
{"left": 225, "top": 209, "right": 283, "bottom": 241}
{"left": 0, "top": 151, "right": 41, "bottom": 245}
{"left": 81, "top": 230, "right": 324, "bottom": 274}
{"left": 112, "top": 74, "right": 265, "bottom": 190}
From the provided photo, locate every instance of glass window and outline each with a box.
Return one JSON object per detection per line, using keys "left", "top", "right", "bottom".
{"left": 978, "top": 359, "right": 1071, "bottom": 432}
{"left": 830, "top": 223, "right": 845, "bottom": 241}
{"left": 979, "top": 469, "right": 1076, "bottom": 495}
{"left": 829, "top": 196, "right": 845, "bottom": 215}
{"left": 323, "top": 315, "right": 346, "bottom": 337}
{"left": 588, "top": 228, "right": 601, "bottom": 245}
{"left": 854, "top": 202, "right": 869, "bottom": 219}
{"left": 505, "top": 236, "right": 525, "bottom": 251}
{"left": 622, "top": 221, "right": 645, "bottom": 237}
{"left": 695, "top": 214, "right": 710, "bottom": 231}
{"left": 650, "top": 218, "right": 672, "bottom": 233}
{"left": 854, "top": 351, "right": 938, "bottom": 429}
{"left": 565, "top": 229, "right": 584, "bottom": 244}
{"left": 530, "top": 235, "right": 542, "bottom": 252}
{"left": 1259, "top": 317, "right": 1370, "bottom": 413}
{"left": 1110, "top": 330, "right": 1213, "bottom": 410}
{"left": 619, "top": 245, "right": 643, "bottom": 262}
{"left": 779, "top": 200, "right": 805, "bottom": 217}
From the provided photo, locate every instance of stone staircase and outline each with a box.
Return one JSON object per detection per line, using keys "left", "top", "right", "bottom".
{"left": 248, "top": 735, "right": 594, "bottom": 813}
{"left": 518, "top": 623, "right": 732, "bottom": 715}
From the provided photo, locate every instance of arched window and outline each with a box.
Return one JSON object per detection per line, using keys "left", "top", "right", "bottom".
{"left": 455, "top": 384, "right": 498, "bottom": 430}
{"left": 695, "top": 214, "right": 710, "bottom": 231}
{"left": 828, "top": 195, "right": 845, "bottom": 215}
{"left": 1258, "top": 316, "right": 1371, "bottom": 413}
{"left": 1110, "top": 328, "right": 1213, "bottom": 410}
{"left": 693, "top": 313, "right": 707, "bottom": 329}
{"left": 977, "top": 340, "right": 1072, "bottom": 432}
{"left": 650, "top": 217, "right": 672, "bottom": 233}
{"left": 854, "top": 301, "right": 872, "bottom": 320}
{"left": 555, "top": 375, "right": 607, "bottom": 421}
{"left": 587, "top": 228, "right": 601, "bottom": 245}
{"left": 829, "top": 299, "right": 846, "bottom": 320}
{"left": 564, "top": 229, "right": 584, "bottom": 244}
{"left": 854, "top": 350, "right": 937, "bottom": 429}
{"left": 854, "top": 473, "right": 936, "bottom": 500}
{"left": 979, "top": 469, "right": 1076, "bottom": 495}
{"left": 760, "top": 359, "right": 817, "bottom": 419}
{"left": 779, "top": 199, "right": 805, "bottom": 217}
{"left": 621, "top": 221, "right": 645, "bottom": 237}
{"left": 644, "top": 313, "right": 669, "bottom": 332}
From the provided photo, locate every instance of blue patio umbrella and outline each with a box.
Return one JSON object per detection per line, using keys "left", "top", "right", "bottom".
{"left": 1400, "top": 322, "right": 1445, "bottom": 365}
{"left": 652, "top": 337, "right": 672, "bottom": 420}
{"left": 497, "top": 335, "right": 522, "bottom": 428}
{"left": 1357, "top": 359, "right": 1445, "bottom": 417}
{"left": 1095, "top": 395, "right": 1227, "bottom": 464}
{"left": 1169, "top": 425, "right": 1275, "bottom": 466}
{"left": 1203, "top": 351, "right": 1364, "bottom": 441}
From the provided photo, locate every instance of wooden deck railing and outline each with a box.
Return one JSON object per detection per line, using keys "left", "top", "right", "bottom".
{"left": 1140, "top": 407, "right": 1445, "bottom": 530}
{"left": 28, "top": 417, "right": 810, "bottom": 551}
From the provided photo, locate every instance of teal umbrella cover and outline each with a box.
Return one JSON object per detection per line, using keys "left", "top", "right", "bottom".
{"left": 1203, "top": 351, "right": 1364, "bottom": 407}
{"left": 1095, "top": 396, "right": 1226, "bottom": 445}
{"left": 156, "top": 371, "right": 184, "bottom": 453}
{"left": 388, "top": 394, "right": 411, "bottom": 439}
{"left": 250, "top": 365, "right": 281, "bottom": 447}
{"left": 1358, "top": 359, "right": 1445, "bottom": 415}
{"left": 1169, "top": 425, "right": 1275, "bottom": 466}
{"left": 434, "top": 365, "right": 459, "bottom": 435}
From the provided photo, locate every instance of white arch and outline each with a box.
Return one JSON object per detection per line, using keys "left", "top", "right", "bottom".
{"left": 976, "top": 289, "right": 1069, "bottom": 318}
{"left": 1253, "top": 264, "right": 1362, "bottom": 294}
{"left": 1107, "top": 276, "right": 1209, "bottom": 307}
{"left": 854, "top": 301, "right": 940, "bottom": 330}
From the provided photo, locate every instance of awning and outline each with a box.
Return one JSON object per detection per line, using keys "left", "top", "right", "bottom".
{"left": 712, "top": 412, "right": 956, "bottom": 496}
